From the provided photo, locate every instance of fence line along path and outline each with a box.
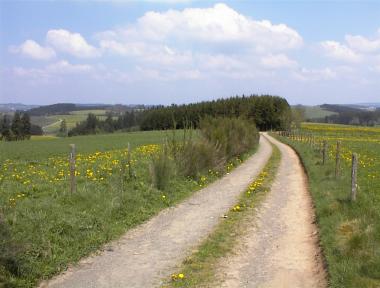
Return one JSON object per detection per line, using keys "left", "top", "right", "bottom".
{"left": 40, "top": 135, "right": 273, "bottom": 288}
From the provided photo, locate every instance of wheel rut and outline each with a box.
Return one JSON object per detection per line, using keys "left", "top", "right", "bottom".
{"left": 215, "top": 133, "right": 327, "bottom": 288}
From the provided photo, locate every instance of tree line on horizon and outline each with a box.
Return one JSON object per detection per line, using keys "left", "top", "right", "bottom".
{"left": 68, "top": 95, "right": 292, "bottom": 136}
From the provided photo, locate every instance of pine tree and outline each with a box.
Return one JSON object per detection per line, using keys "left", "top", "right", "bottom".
{"left": 0, "top": 115, "right": 12, "bottom": 141}
{"left": 59, "top": 119, "right": 67, "bottom": 136}
{"left": 21, "top": 113, "right": 31, "bottom": 140}
{"left": 11, "top": 112, "right": 23, "bottom": 140}
{"left": 85, "top": 113, "right": 98, "bottom": 134}
{"left": 104, "top": 112, "right": 115, "bottom": 133}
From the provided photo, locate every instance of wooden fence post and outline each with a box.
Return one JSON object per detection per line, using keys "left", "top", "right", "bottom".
{"left": 322, "top": 140, "right": 327, "bottom": 165}
{"left": 351, "top": 153, "right": 358, "bottom": 201}
{"left": 127, "top": 142, "right": 132, "bottom": 178}
{"left": 335, "top": 141, "right": 341, "bottom": 179}
{"left": 69, "top": 144, "right": 76, "bottom": 194}
{"left": 120, "top": 158, "right": 126, "bottom": 189}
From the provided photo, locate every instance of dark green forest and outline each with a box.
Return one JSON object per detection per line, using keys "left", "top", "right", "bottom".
{"left": 68, "top": 95, "right": 292, "bottom": 136}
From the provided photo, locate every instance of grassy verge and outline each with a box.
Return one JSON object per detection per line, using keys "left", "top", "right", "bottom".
{"left": 166, "top": 143, "right": 281, "bottom": 287}
{"left": 273, "top": 133, "right": 380, "bottom": 288}
{"left": 0, "top": 130, "right": 258, "bottom": 287}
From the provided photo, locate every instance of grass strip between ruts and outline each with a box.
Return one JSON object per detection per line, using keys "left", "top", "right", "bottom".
{"left": 165, "top": 142, "right": 281, "bottom": 287}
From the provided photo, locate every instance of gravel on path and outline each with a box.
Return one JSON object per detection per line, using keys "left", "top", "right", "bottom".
{"left": 216, "top": 133, "right": 327, "bottom": 288}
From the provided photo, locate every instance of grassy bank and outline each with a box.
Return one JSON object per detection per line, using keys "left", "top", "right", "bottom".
{"left": 166, "top": 142, "right": 280, "bottom": 288}
{"left": 273, "top": 125, "right": 380, "bottom": 288}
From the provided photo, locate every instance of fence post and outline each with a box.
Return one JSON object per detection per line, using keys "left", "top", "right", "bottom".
{"left": 69, "top": 144, "right": 76, "bottom": 194}
{"left": 351, "top": 153, "right": 358, "bottom": 201}
{"left": 127, "top": 142, "right": 132, "bottom": 178}
{"left": 335, "top": 141, "right": 341, "bottom": 179}
{"left": 322, "top": 140, "right": 327, "bottom": 165}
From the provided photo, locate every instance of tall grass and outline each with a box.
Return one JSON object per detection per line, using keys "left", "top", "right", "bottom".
{"left": 0, "top": 211, "right": 23, "bottom": 286}
{"left": 175, "top": 138, "right": 225, "bottom": 179}
{"left": 150, "top": 146, "right": 175, "bottom": 190}
{"left": 200, "top": 117, "right": 259, "bottom": 160}
{"left": 155, "top": 117, "right": 260, "bottom": 181}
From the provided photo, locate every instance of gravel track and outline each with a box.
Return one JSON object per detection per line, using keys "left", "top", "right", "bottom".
{"left": 216, "top": 133, "right": 327, "bottom": 288}
{"left": 40, "top": 136, "right": 272, "bottom": 288}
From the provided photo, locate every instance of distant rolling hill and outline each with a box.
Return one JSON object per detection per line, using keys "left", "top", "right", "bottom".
{"left": 293, "top": 103, "right": 380, "bottom": 121}
{"left": 0, "top": 103, "right": 39, "bottom": 112}
{"left": 292, "top": 105, "right": 337, "bottom": 120}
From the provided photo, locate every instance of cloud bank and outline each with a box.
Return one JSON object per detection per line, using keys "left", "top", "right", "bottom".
{"left": 4, "top": 3, "right": 380, "bottom": 104}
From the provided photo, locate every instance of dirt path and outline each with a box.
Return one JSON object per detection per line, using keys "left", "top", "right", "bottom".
{"left": 216, "top": 133, "right": 327, "bottom": 288}
{"left": 40, "top": 136, "right": 272, "bottom": 288}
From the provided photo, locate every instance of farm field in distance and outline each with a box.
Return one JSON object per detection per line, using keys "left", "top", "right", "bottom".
{"left": 302, "top": 105, "right": 337, "bottom": 119}
{"left": 31, "top": 110, "right": 110, "bottom": 135}
{"left": 274, "top": 123, "right": 380, "bottom": 287}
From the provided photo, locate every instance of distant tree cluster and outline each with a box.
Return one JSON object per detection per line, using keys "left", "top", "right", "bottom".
{"left": 0, "top": 112, "right": 42, "bottom": 141}
{"left": 67, "top": 95, "right": 292, "bottom": 136}
{"left": 68, "top": 111, "right": 139, "bottom": 136}
{"left": 140, "top": 95, "right": 292, "bottom": 131}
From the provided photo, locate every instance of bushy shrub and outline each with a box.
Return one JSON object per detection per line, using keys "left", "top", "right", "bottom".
{"left": 176, "top": 138, "right": 225, "bottom": 179}
{"left": 149, "top": 146, "right": 175, "bottom": 190}
{"left": 200, "top": 117, "right": 259, "bottom": 160}
{"left": 152, "top": 117, "right": 259, "bottom": 183}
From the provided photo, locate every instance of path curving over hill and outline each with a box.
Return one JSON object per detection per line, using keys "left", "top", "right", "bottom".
{"left": 40, "top": 136, "right": 272, "bottom": 288}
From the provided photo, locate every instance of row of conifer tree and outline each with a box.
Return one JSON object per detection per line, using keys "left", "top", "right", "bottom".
{"left": 68, "top": 95, "right": 292, "bottom": 136}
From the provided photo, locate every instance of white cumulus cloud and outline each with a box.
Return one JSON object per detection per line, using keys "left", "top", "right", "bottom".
{"left": 345, "top": 34, "right": 380, "bottom": 53}
{"left": 12, "top": 60, "right": 93, "bottom": 85}
{"left": 293, "top": 67, "right": 337, "bottom": 81}
{"left": 46, "top": 60, "right": 93, "bottom": 74}
{"left": 98, "top": 3, "right": 303, "bottom": 53}
{"left": 260, "top": 54, "right": 297, "bottom": 69}
{"left": 10, "top": 40, "right": 56, "bottom": 60}
{"left": 320, "top": 41, "right": 361, "bottom": 63}
{"left": 46, "top": 29, "right": 100, "bottom": 58}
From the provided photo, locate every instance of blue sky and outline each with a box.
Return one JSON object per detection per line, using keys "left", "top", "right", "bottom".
{"left": 0, "top": 0, "right": 379, "bottom": 105}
